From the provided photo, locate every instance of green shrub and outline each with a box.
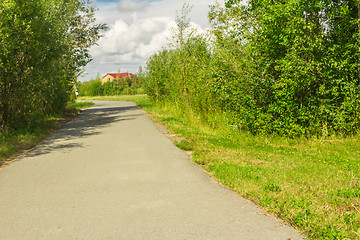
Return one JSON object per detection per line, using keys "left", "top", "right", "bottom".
{"left": 0, "top": 0, "right": 106, "bottom": 130}
{"left": 144, "top": 1, "right": 360, "bottom": 137}
{"left": 78, "top": 71, "right": 144, "bottom": 97}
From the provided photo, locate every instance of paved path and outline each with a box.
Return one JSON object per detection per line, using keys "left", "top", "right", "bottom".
{"left": 0, "top": 101, "right": 304, "bottom": 240}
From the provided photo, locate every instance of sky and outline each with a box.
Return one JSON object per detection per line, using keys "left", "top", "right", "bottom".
{"left": 79, "top": 0, "right": 223, "bottom": 81}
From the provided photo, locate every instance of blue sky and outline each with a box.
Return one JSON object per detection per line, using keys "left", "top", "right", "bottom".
{"left": 80, "top": 0, "right": 223, "bottom": 81}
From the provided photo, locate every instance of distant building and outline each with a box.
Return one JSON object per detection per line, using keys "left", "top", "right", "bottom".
{"left": 101, "top": 73, "right": 135, "bottom": 84}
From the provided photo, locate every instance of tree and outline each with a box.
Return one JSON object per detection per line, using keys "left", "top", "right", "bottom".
{"left": 208, "top": 0, "right": 360, "bottom": 136}
{"left": 0, "top": 0, "right": 107, "bottom": 129}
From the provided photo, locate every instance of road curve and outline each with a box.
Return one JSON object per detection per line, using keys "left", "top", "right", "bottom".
{"left": 0, "top": 101, "right": 304, "bottom": 240}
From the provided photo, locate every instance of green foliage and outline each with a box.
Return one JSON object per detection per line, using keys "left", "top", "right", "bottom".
{"left": 208, "top": 0, "right": 360, "bottom": 136}
{"left": 77, "top": 74, "right": 104, "bottom": 96}
{"left": 144, "top": 11, "right": 214, "bottom": 115}
{"left": 0, "top": 0, "right": 106, "bottom": 130}
{"left": 144, "top": 0, "right": 360, "bottom": 137}
{"left": 77, "top": 72, "right": 144, "bottom": 97}
{"left": 102, "top": 81, "right": 125, "bottom": 96}
{"left": 0, "top": 127, "right": 50, "bottom": 164}
{"left": 175, "top": 140, "right": 194, "bottom": 151}
{"left": 263, "top": 182, "right": 282, "bottom": 192}
{"left": 66, "top": 101, "right": 94, "bottom": 114}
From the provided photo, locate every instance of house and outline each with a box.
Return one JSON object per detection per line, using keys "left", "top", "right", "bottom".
{"left": 101, "top": 73, "right": 135, "bottom": 84}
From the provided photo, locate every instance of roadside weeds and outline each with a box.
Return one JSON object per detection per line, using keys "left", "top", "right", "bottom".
{"left": 0, "top": 102, "right": 94, "bottom": 170}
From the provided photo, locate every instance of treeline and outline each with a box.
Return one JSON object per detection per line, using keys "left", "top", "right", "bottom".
{"left": 77, "top": 73, "right": 145, "bottom": 96}
{"left": 0, "top": 0, "right": 106, "bottom": 130}
{"left": 144, "top": 1, "right": 360, "bottom": 137}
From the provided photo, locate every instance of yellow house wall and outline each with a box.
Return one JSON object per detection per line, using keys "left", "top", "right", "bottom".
{"left": 101, "top": 74, "right": 115, "bottom": 84}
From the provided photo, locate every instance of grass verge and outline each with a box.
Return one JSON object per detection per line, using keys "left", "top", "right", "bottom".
{"left": 93, "top": 95, "right": 359, "bottom": 240}
{"left": 78, "top": 95, "right": 150, "bottom": 107}
{"left": 0, "top": 101, "right": 94, "bottom": 168}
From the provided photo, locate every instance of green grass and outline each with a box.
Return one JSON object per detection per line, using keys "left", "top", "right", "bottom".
{"left": 67, "top": 101, "right": 94, "bottom": 113}
{"left": 175, "top": 140, "right": 195, "bottom": 151}
{"left": 78, "top": 95, "right": 149, "bottom": 104}
{"left": 97, "top": 95, "right": 359, "bottom": 240}
{"left": 0, "top": 101, "right": 94, "bottom": 166}
{"left": 0, "top": 128, "right": 48, "bottom": 164}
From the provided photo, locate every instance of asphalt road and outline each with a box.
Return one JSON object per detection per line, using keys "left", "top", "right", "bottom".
{"left": 0, "top": 101, "right": 304, "bottom": 240}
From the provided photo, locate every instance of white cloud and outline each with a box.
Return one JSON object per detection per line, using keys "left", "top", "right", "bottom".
{"left": 92, "top": 17, "right": 172, "bottom": 58}
{"left": 80, "top": 0, "right": 222, "bottom": 81}
{"left": 117, "top": 0, "right": 147, "bottom": 12}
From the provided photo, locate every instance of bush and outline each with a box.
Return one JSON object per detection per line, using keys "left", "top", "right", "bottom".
{"left": 77, "top": 72, "right": 144, "bottom": 97}
{"left": 0, "top": 0, "right": 106, "bottom": 130}
{"left": 144, "top": 1, "right": 360, "bottom": 137}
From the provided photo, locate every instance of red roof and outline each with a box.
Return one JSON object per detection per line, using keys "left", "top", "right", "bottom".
{"left": 107, "top": 73, "right": 134, "bottom": 79}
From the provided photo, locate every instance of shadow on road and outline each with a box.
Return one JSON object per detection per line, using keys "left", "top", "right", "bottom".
{"left": 26, "top": 104, "right": 141, "bottom": 157}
